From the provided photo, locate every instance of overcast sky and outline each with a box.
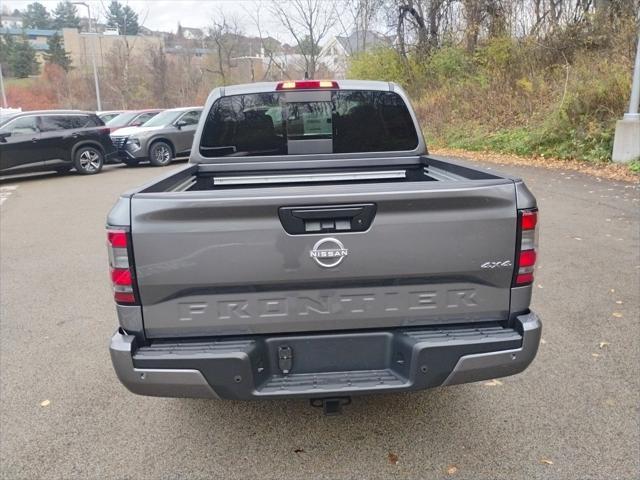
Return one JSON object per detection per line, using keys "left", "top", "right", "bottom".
{"left": 2, "top": 0, "right": 301, "bottom": 40}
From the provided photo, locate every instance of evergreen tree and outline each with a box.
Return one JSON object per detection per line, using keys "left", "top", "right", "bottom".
{"left": 106, "top": 1, "right": 139, "bottom": 35}
{"left": 11, "top": 37, "right": 38, "bottom": 78}
{"left": 0, "top": 35, "right": 16, "bottom": 77}
{"left": 22, "top": 2, "right": 52, "bottom": 30}
{"left": 44, "top": 33, "right": 72, "bottom": 71}
{"left": 52, "top": 1, "right": 80, "bottom": 29}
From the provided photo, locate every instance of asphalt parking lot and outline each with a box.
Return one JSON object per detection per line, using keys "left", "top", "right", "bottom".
{"left": 1, "top": 161, "right": 638, "bottom": 479}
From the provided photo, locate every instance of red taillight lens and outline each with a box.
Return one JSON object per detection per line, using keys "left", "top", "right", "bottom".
{"left": 114, "top": 291, "right": 136, "bottom": 303}
{"left": 107, "top": 228, "right": 137, "bottom": 304}
{"left": 110, "top": 267, "right": 132, "bottom": 285}
{"left": 514, "top": 209, "right": 539, "bottom": 286}
{"left": 108, "top": 230, "right": 128, "bottom": 248}
{"left": 276, "top": 80, "right": 339, "bottom": 90}
{"left": 516, "top": 272, "right": 534, "bottom": 285}
{"left": 519, "top": 249, "right": 537, "bottom": 268}
{"left": 521, "top": 210, "right": 537, "bottom": 230}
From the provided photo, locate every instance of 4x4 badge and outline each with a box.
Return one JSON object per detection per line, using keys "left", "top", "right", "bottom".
{"left": 481, "top": 260, "right": 512, "bottom": 269}
{"left": 310, "top": 238, "right": 348, "bottom": 268}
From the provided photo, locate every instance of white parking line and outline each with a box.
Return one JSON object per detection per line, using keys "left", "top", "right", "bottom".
{"left": 0, "top": 185, "right": 18, "bottom": 206}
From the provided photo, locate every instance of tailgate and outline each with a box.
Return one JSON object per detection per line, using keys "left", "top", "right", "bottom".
{"left": 131, "top": 180, "right": 517, "bottom": 338}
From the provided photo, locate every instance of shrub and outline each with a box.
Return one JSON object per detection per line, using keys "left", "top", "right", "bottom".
{"left": 425, "top": 46, "right": 472, "bottom": 84}
{"left": 348, "top": 48, "right": 410, "bottom": 88}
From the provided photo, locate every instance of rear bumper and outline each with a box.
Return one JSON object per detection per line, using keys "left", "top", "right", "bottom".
{"left": 110, "top": 311, "right": 541, "bottom": 400}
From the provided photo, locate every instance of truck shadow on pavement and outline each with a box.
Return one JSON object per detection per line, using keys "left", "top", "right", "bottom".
{"left": 152, "top": 385, "right": 519, "bottom": 467}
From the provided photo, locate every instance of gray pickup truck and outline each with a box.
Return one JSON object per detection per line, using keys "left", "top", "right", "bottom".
{"left": 107, "top": 80, "right": 541, "bottom": 412}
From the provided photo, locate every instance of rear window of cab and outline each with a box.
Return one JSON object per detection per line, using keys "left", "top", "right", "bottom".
{"left": 199, "top": 90, "right": 419, "bottom": 157}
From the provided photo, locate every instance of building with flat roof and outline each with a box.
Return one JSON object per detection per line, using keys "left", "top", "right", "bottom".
{"left": 61, "top": 27, "right": 164, "bottom": 70}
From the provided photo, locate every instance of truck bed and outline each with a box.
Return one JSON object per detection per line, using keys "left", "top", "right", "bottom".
{"left": 135, "top": 155, "right": 507, "bottom": 194}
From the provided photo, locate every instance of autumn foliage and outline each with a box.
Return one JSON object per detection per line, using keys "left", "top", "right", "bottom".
{"left": 6, "top": 65, "right": 62, "bottom": 110}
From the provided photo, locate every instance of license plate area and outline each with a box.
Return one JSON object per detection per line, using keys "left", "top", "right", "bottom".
{"left": 265, "top": 332, "right": 393, "bottom": 375}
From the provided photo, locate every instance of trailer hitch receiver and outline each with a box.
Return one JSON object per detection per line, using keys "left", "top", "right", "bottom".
{"left": 310, "top": 397, "right": 352, "bottom": 415}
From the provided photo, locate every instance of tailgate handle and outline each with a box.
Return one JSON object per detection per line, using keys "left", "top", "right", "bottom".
{"left": 279, "top": 204, "right": 376, "bottom": 234}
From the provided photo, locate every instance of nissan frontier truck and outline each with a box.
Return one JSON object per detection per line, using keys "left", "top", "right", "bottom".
{"left": 107, "top": 80, "right": 541, "bottom": 413}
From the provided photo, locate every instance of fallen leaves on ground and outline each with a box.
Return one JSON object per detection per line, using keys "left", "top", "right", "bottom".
{"left": 293, "top": 448, "right": 305, "bottom": 454}
{"left": 430, "top": 147, "right": 639, "bottom": 183}
{"left": 388, "top": 452, "right": 399, "bottom": 465}
{"left": 591, "top": 353, "right": 601, "bottom": 358}
{"left": 445, "top": 465, "right": 458, "bottom": 475}
{"left": 612, "top": 312, "right": 624, "bottom": 318}
{"left": 39, "top": 400, "right": 50, "bottom": 407}
{"left": 540, "top": 458, "right": 554, "bottom": 465}
{"left": 484, "top": 379, "right": 504, "bottom": 386}
{"left": 599, "top": 341, "right": 610, "bottom": 349}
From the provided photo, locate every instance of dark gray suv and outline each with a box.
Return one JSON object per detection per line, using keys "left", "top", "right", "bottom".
{"left": 110, "top": 107, "right": 202, "bottom": 167}
{"left": 0, "top": 110, "right": 117, "bottom": 176}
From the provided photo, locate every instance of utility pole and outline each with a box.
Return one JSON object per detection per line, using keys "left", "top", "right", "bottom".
{"left": 0, "top": 64, "right": 7, "bottom": 108}
{"left": 625, "top": 33, "right": 640, "bottom": 120}
{"left": 612, "top": 33, "right": 640, "bottom": 163}
{"left": 72, "top": 2, "right": 102, "bottom": 111}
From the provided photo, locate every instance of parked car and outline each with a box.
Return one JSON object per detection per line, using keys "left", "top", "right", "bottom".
{"left": 97, "top": 110, "right": 125, "bottom": 123}
{"left": 0, "top": 110, "right": 117, "bottom": 176}
{"left": 110, "top": 107, "right": 202, "bottom": 166}
{"left": 105, "top": 109, "right": 162, "bottom": 132}
{"left": 107, "top": 80, "right": 541, "bottom": 412}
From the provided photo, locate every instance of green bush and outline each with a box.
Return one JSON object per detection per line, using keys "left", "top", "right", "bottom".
{"left": 348, "top": 48, "right": 412, "bottom": 89}
{"left": 425, "top": 46, "right": 472, "bottom": 84}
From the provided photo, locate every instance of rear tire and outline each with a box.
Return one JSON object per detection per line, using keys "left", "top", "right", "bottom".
{"left": 74, "top": 146, "right": 104, "bottom": 175}
{"left": 148, "top": 141, "right": 173, "bottom": 167}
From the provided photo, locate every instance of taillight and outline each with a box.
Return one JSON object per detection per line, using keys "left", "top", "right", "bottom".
{"left": 107, "top": 228, "right": 137, "bottom": 304}
{"left": 513, "top": 209, "right": 539, "bottom": 286}
{"left": 276, "top": 80, "right": 339, "bottom": 90}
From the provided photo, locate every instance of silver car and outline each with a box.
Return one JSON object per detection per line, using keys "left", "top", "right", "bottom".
{"left": 110, "top": 107, "right": 202, "bottom": 166}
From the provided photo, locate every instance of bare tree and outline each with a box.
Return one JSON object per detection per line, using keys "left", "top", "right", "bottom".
{"left": 485, "top": 0, "right": 508, "bottom": 38}
{"left": 207, "top": 12, "right": 243, "bottom": 85}
{"left": 100, "top": 3, "right": 150, "bottom": 108}
{"left": 394, "top": 1, "right": 448, "bottom": 58}
{"left": 270, "top": 0, "right": 337, "bottom": 79}
{"left": 462, "top": 0, "right": 484, "bottom": 52}
{"left": 244, "top": 4, "right": 292, "bottom": 81}
{"left": 146, "top": 44, "right": 171, "bottom": 107}
{"left": 335, "top": 0, "right": 384, "bottom": 53}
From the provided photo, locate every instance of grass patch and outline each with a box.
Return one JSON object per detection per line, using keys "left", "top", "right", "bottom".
{"left": 446, "top": 128, "right": 536, "bottom": 157}
{"left": 440, "top": 119, "right": 616, "bottom": 164}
